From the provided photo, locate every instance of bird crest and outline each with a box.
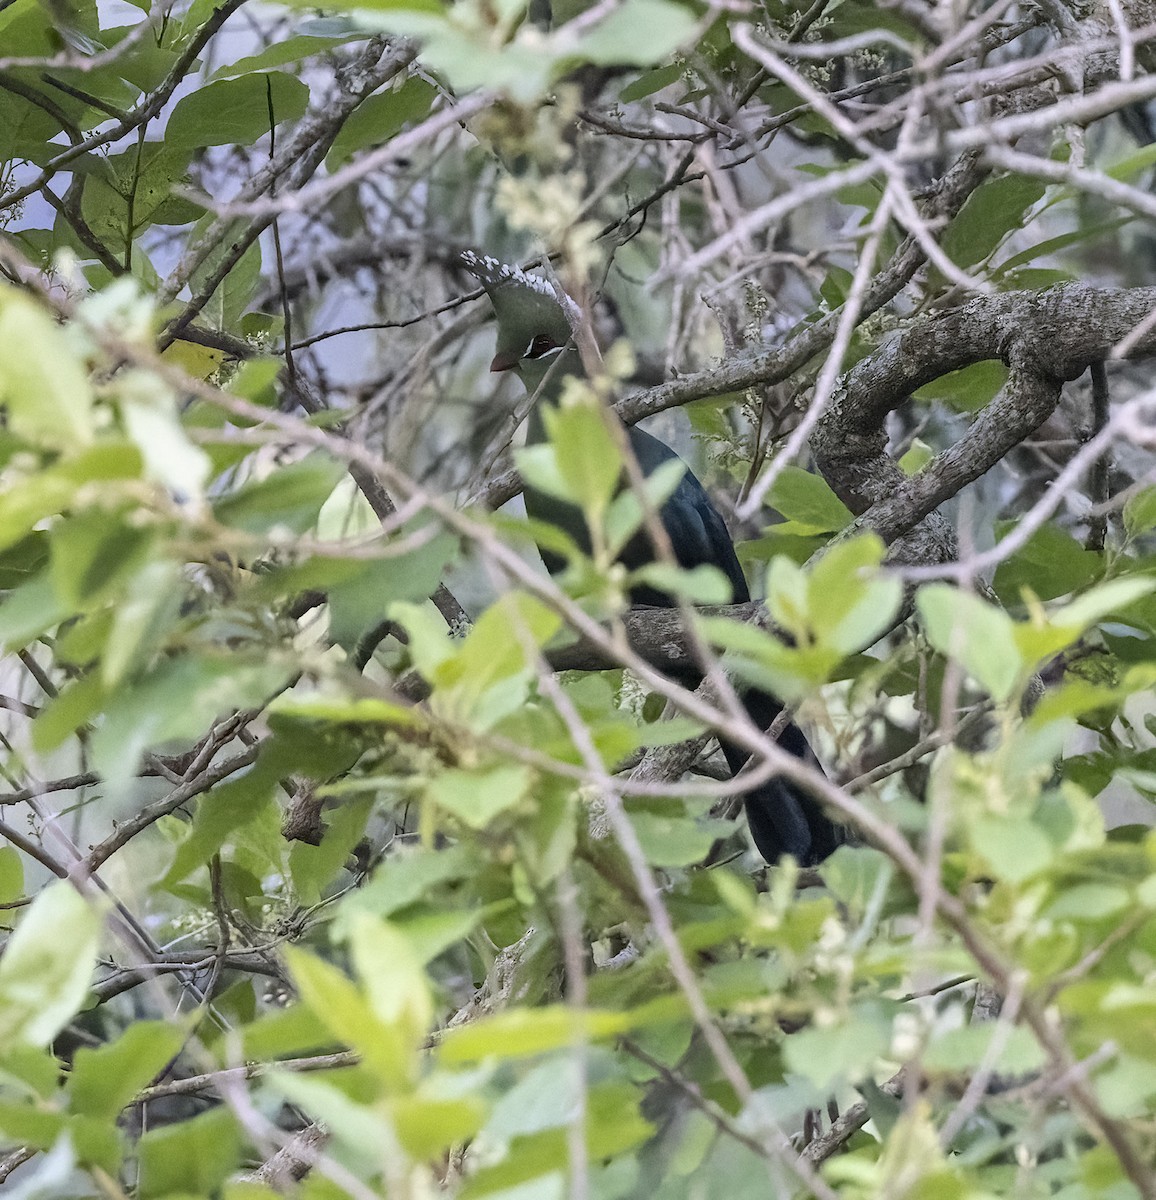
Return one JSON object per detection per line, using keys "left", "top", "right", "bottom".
{"left": 458, "top": 250, "right": 558, "bottom": 301}
{"left": 459, "top": 250, "right": 575, "bottom": 365}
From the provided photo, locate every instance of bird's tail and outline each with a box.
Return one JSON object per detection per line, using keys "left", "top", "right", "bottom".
{"left": 717, "top": 687, "right": 843, "bottom": 867}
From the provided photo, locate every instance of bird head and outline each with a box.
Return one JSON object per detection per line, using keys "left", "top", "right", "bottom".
{"left": 460, "top": 251, "right": 581, "bottom": 395}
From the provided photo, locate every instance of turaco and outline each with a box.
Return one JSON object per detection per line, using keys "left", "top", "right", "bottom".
{"left": 461, "top": 250, "right": 842, "bottom": 866}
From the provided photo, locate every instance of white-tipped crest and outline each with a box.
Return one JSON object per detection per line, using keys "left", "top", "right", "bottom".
{"left": 459, "top": 250, "right": 558, "bottom": 301}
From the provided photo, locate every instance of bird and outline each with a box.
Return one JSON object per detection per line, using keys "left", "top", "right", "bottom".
{"left": 460, "top": 251, "right": 842, "bottom": 866}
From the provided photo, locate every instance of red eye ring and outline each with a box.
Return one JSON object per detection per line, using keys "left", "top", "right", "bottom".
{"left": 525, "top": 334, "right": 560, "bottom": 359}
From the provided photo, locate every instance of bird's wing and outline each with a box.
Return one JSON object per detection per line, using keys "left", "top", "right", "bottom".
{"left": 626, "top": 426, "right": 751, "bottom": 604}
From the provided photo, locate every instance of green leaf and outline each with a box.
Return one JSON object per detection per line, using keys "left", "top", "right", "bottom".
{"left": 227, "top": 356, "right": 283, "bottom": 403}
{"left": 916, "top": 584, "right": 1023, "bottom": 701}
{"left": 1045, "top": 883, "right": 1130, "bottom": 921}
{"left": 767, "top": 466, "right": 852, "bottom": 532}
{"left": 32, "top": 671, "right": 105, "bottom": 752}
{"left": 389, "top": 600, "right": 457, "bottom": 676}
{"left": 334, "top": 0, "right": 444, "bottom": 12}
{"left": 165, "top": 72, "right": 311, "bottom": 149}
{"left": 1031, "top": 675, "right": 1130, "bottom": 725}
{"left": 808, "top": 533, "right": 901, "bottom": 654}
{"left": 481, "top": 1055, "right": 586, "bottom": 1141}
{"left": 327, "top": 76, "right": 437, "bottom": 169}
{"left": 426, "top": 591, "right": 562, "bottom": 726}
{"left": 619, "top": 62, "right": 683, "bottom": 102}
{"left": 1124, "top": 486, "right": 1156, "bottom": 538}
{"left": 101, "top": 559, "right": 184, "bottom": 687}
{"left": 994, "top": 219, "right": 1132, "bottom": 276}
{"left": 462, "top": 1086, "right": 651, "bottom": 1196}
{"left": 78, "top": 145, "right": 196, "bottom": 244}
{"left": 91, "top": 655, "right": 292, "bottom": 797}
{"left": 214, "top": 454, "right": 348, "bottom": 535}
{"left": 0, "top": 572, "right": 70, "bottom": 651}
{"left": 605, "top": 457, "right": 687, "bottom": 557}
{"left": 58, "top": 609, "right": 120, "bottom": 667}
{"left": 212, "top": 33, "right": 362, "bottom": 78}
{"left": 0, "top": 530, "right": 49, "bottom": 590}
{"left": 49, "top": 508, "right": 154, "bottom": 609}
{"left": 1094, "top": 1052, "right": 1156, "bottom": 1118}
{"left": 325, "top": 527, "right": 456, "bottom": 650}
{"left": 997, "top": 267, "right": 1073, "bottom": 289}
{"left": 635, "top": 714, "right": 705, "bottom": 747}
{"left": 439, "top": 1006, "right": 634, "bottom": 1064}
{"left": 267, "top": 1071, "right": 391, "bottom": 1172}
{"left": 765, "top": 553, "right": 809, "bottom": 637}
{"left": 0, "top": 288, "right": 93, "bottom": 448}
{"left": 270, "top": 692, "right": 424, "bottom": 729}
{"left": 819, "top": 263, "right": 855, "bottom": 307}
{"left": 427, "top": 762, "right": 533, "bottom": 829}
{"left": 239, "top": 1002, "right": 334, "bottom": 1062}
{"left": 0, "top": 472, "right": 76, "bottom": 557}
{"left": 538, "top": 400, "right": 624, "bottom": 518}
{"left": 346, "top": 911, "right": 433, "bottom": 1049}
{"left": 391, "top": 908, "right": 482, "bottom": 964}
{"left": 923, "top": 1023, "right": 1045, "bottom": 1076}
{"left": 120, "top": 380, "right": 212, "bottom": 501}
{"left": 629, "top": 811, "right": 725, "bottom": 867}
{"left": 0, "top": 846, "right": 24, "bottom": 904}
{"left": 1107, "top": 141, "right": 1156, "bottom": 181}
{"left": 0, "top": 1097, "right": 68, "bottom": 1149}
{"left": 0, "top": 84, "right": 64, "bottom": 165}
{"left": 914, "top": 360, "right": 1007, "bottom": 414}
{"left": 289, "top": 794, "right": 374, "bottom": 906}
{"left": 165, "top": 726, "right": 354, "bottom": 883}
{"left": 364, "top": 14, "right": 553, "bottom": 101}
{"left": 969, "top": 814, "right": 1054, "bottom": 883}
{"left": 992, "top": 523, "right": 1100, "bottom": 604}
{"left": 0, "top": 1044, "right": 60, "bottom": 1101}
{"left": 1050, "top": 577, "right": 1156, "bottom": 630}
{"left": 941, "top": 172, "right": 1047, "bottom": 269}
{"left": 0, "top": 2, "right": 38, "bottom": 44}
{"left": 576, "top": 0, "right": 696, "bottom": 66}
{"left": 698, "top": 613, "right": 816, "bottom": 703}
{"left": 285, "top": 945, "right": 413, "bottom": 1090}
{"left": 821, "top": 844, "right": 894, "bottom": 914}
{"left": 782, "top": 1004, "right": 892, "bottom": 1090}
{"left": 138, "top": 1106, "right": 242, "bottom": 1199}
{"left": 342, "top": 844, "right": 476, "bottom": 917}
{"left": 392, "top": 1092, "right": 487, "bottom": 1159}
{"left": 185, "top": 214, "right": 264, "bottom": 331}
{"left": 70, "top": 1021, "right": 187, "bottom": 1118}
{"left": 898, "top": 438, "right": 934, "bottom": 474}
{"left": 0, "top": 882, "right": 101, "bottom": 1048}
{"left": 630, "top": 562, "right": 733, "bottom": 604}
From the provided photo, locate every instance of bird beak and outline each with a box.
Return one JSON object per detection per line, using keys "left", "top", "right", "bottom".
{"left": 490, "top": 350, "right": 519, "bottom": 373}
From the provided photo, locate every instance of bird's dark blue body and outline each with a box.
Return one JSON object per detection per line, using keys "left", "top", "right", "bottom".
{"left": 524, "top": 419, "right": 841, "bottom": 866}
{"left": 461, "top": 250, "right": 842, "bottom": 866}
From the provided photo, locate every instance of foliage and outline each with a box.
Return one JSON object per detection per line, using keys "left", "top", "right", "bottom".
{"left": 2, "top": 1, "right": 1156, "bottom": 1198}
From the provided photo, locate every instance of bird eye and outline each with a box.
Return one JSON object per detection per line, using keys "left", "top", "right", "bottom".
{"left": 525, "top": 334, "right": 560, "bottom": 359}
